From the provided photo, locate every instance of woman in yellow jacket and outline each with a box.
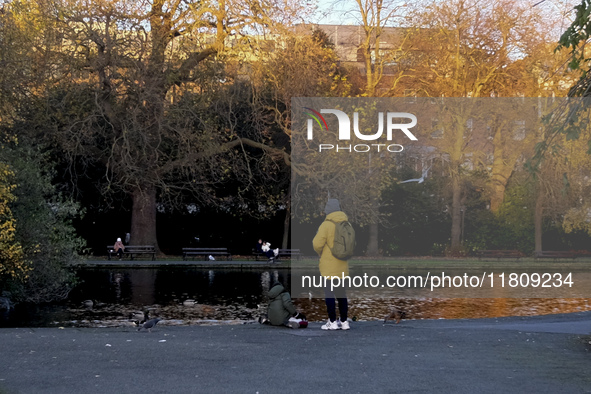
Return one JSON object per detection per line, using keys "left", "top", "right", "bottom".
{"left": 313, "top": 198, "right": 350, "bottom": 330}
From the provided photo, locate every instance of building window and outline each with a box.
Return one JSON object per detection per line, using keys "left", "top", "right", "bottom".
{"left": 431, "top": 118, "right": 443, "bottom": 139}
{"left": 513, "top": 120, "right": 526, "bottom": 141}
{"left": 463, "top": 153, "right": 474, "bottom": 170}
{"left": 463, "top": 118, "right": 473, "bottom": 139}
{"left": 486, "top": 124, "right": 494, "bottom": 140}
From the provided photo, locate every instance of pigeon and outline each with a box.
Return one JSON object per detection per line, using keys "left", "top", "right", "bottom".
{"left": 138, "top": 318, "right": 162, "bottom": 332}
{"left": 383, "top": 309, "right": 406, "bottom": 324}
{"left": 130, "top": 310, "right": 148, "bottom": 324}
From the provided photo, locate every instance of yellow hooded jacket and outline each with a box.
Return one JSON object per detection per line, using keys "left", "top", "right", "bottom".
{"left": 313, "top": 211, "right": 350, "bottom": 277}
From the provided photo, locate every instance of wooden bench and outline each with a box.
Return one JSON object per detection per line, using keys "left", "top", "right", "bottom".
{"left": 182, "top": 248, "right": 232, "bottom": 261}
{"left": 276, "top": 249, "right": 302, "bottom": 260}
{"left": 476, "top": 250, "right": 524, "bottom": 260}
{"left": 107, "top": 245, "right": 156, "bottom": 261}
{"left": 252, "top": 248, "right": 265, "bottom": 261}
{"left": 534, "top": 251, "right": 578, "bottom": 261}
{"left": 253, "top": 248, "right": 301, "bottom": 261}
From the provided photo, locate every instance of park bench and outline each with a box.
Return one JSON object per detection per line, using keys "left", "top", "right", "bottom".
{"left": 182, "top": 247, "right": 232, "bottom": 261}
{"left": 534, "top": 251, "right": 578, "bottom": 261}
{"left": 107, "top": 245, "right": 156, "bottom": 261}
{"left": 252, "top": 248, "right": 265, "bottom": 261}
{"left": 476, "top": 250, "right": 524, "bottom": 261}
{"left": 276, "top": 249, "right": 302, "bottom": 260}
{"left": 253, "top": 248, "right": 301, "bottom": 261}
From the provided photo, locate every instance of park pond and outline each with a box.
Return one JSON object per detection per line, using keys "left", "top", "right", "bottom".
{"left": 1, "top": 265, "right": 591, "bottom": 328}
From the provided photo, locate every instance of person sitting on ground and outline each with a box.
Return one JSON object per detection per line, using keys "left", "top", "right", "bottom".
{"left": 261, "top": 281, "right": 307, "bottom": 328}
{"left": 113, "top": 237, "right": 125, "bottom": 260}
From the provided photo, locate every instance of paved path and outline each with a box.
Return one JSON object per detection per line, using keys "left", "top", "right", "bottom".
{"left": 1, "top": 312, "right": 590, "bottom": 394}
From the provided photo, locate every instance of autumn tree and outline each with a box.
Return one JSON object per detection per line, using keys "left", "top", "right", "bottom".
{"left": 6, "top": 0, "right": 306, "bottom": 252}
{"left": 1, "top": 1, "right": 82, "bottom": 302}
{"left": 396, "top": 0, "right": 565, "bottom": 253}
{"left": 342, "top": 0, "right": 408, "bottom": 97}
{"left": 248, "top": 26, "right": 351, "bottom": 247}
{"left": 0, "top": 156, "right": 28, "bottom": 283}
{"left": 521, "top": 0, "right": 591, "bottom": 251}
{"left": 562, "top": 126, "right": 591, "bottom": 236}
{"left": 327, "top": 0, "right": 409, "bottom": 255}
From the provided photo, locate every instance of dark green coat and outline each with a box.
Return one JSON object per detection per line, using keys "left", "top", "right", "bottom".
{"left": 267, "top": 283, "right": 296, "bottom": 326}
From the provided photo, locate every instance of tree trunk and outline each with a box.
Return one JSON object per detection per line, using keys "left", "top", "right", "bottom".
{"left": 366, "top": 170, "right": 380, "bottom": 256}
{"left": 450, "top": 175, "right": 462, "bottom": 254}
{"left": 534, "top": 187, "right": 543, "bottom": 253}
{"left": 282, "top": 203, "right": 290, "bottom": 249}
{"left": 366, "top": 222, "right": 379, "bottom": 256}
{"left": 489, "top": 165, "right": 513, "bottom": 212}
{"left": 130, "top": 185, "right": 160, "bottom": 253}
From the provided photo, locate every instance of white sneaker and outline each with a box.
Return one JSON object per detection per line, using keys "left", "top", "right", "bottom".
{"left": 321, "top": 320, "right": 339, "bottom": 330}
{"left": 340, "top": 320, "right": 350, "bottom": 330}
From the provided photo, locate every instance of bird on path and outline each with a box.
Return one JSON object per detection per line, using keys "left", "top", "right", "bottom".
{"left": 383, "top": 309, "right": 406, "bottom": 324}
{"left": 130, "top": 310, "right": 148, "bottom": 325}
{"left": 138, "top": 318, "right": 162, "bottom": 332}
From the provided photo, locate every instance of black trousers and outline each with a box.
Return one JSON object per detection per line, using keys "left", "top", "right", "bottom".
{"left": 324, "top": 286, "right": 348, "bottom": 322}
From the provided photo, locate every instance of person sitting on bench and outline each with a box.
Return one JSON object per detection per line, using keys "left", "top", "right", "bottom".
{"left": 256, "top": 239, "right": 277, "bottom": 262}
{"left": 113, "top": 237, "right": 125, "bottom": 260}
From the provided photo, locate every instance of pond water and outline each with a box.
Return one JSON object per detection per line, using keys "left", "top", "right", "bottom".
{"left": 1, "top": 267, "right": 590, "bottom": 328}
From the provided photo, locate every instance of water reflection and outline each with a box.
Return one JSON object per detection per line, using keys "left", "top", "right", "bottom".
{"left": 1, "top": 267, "right": 590, "bottom": 328}
{"left": 296, "top": 297, "right": 591, "bottom": 322}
